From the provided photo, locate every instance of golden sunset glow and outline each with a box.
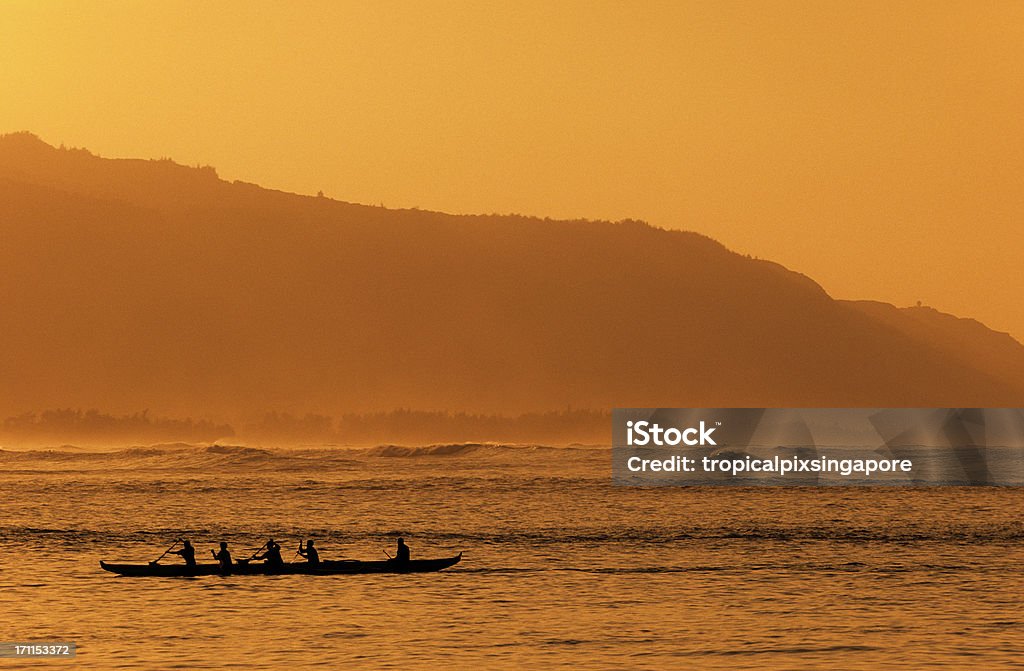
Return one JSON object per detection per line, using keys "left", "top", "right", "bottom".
{"left": 3, "top": 6, "right": 1024, "bottom": 670}
{"left": 3, "top": 1, "right": 1022, "bottom": 337}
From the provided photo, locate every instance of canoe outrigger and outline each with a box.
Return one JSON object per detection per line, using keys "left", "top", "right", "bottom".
{"left": 100, "top": 553, "right": 462, "bottom": 577}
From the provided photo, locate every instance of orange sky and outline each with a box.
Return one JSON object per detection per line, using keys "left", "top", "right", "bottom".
{"left": 2, "top": 1, "right": 1022, "bottom": 339}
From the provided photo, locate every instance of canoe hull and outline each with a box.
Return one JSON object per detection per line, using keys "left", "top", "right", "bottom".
{"left": 100, "top": 553, "right": 462, "bottom": 577}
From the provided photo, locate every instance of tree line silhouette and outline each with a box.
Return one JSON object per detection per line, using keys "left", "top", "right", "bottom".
{"left": 1, "top": 409, "right": 233, "bottom": 444}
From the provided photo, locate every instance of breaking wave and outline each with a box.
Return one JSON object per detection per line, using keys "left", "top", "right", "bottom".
{"left": 0, "top": 442, "right": 592, "bottom": 472}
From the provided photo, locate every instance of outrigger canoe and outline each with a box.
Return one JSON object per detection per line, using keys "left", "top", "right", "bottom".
{"left": 100, "top": 553, "right": 462, "bottom": 577}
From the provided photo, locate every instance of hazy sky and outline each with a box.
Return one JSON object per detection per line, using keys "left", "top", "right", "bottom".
{"left": 3, "top": 1, "right": 1022, "bottom": 338}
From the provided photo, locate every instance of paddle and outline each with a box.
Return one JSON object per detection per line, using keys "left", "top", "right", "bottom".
{"left": 150, "top": 538, "right": 180, "bottom": 565}
{"left": 382, "top": 549, "right": 393, "bottom": 559}
{"left": 237, "top": 540, "right": 268, "bottom": 565}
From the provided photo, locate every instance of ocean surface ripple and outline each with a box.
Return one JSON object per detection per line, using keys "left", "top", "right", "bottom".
{"left": 1, "top": 443, "right": 1021, "bottom": 669}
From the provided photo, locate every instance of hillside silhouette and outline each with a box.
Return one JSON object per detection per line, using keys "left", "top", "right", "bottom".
{"left": 2, "top": 131, "right": 1023, "bottom": 424}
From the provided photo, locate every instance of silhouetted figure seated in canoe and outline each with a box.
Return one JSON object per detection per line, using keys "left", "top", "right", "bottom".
{"left": 170, "top": 539, "right": 197, "bottom": 566}
{"left": 212, "top": 542, "right": 232, "bottom": 573}
{"left": 394, "top": 537, "right": 410, "bottom": 563}
{"left": 297, "top": 540, "right": 320, "bottom": 565}
{"left": 254, "top": 538, "right": 284, "bottom": 568}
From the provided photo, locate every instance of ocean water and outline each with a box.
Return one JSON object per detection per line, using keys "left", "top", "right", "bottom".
{"left": 1, "top": 443, "right": 1022, "bottom": 669}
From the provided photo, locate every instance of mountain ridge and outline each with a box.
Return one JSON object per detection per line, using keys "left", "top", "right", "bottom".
{"left": 1, "top": 131, "right": 1022, "bottom": 419}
